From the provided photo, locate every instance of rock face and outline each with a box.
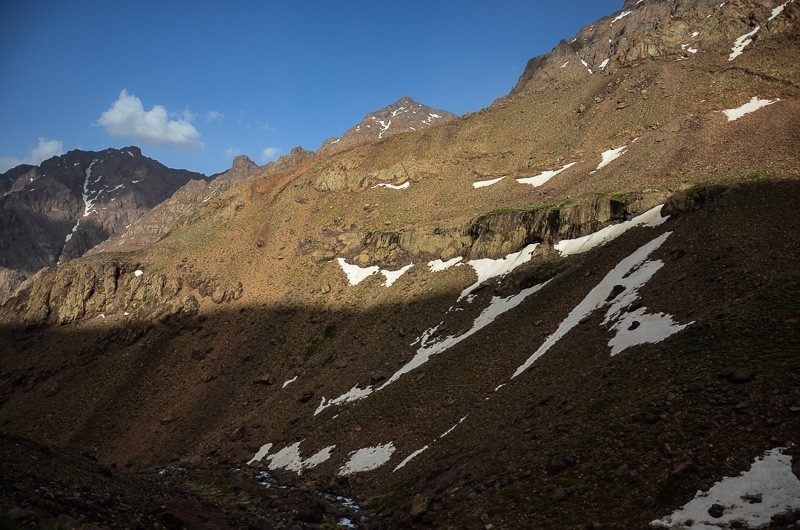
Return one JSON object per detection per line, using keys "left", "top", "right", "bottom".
{"left": 310, "top": 193, "right": 666, "bottom": 269}
{"left": 0, "top": 256, "right": 244, "bottom": 327}
{"left": 0, "top": 147, "right": 202, "bottom": 303}
{"left": 318, "top": 97, "right": 456, "bottom": 154}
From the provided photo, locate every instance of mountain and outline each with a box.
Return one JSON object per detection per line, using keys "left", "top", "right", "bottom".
{"left": 318, "top": 97, "right": 456, "bottom": 154}
{"left": 88, "top": 146, "right": 316, "bottom": 255}
{"left": 0, "top": 147, "right": 203, "bottom": 303}
{"left": 1, "top": 0, "right": 799, "bottom": 528}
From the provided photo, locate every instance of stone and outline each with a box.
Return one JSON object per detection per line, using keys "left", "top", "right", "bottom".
{"left": 551, "top": 488, "right": 571, "bottom": 502}
{"left": 252, "top": 374, "right": 275, "bottom": 385}
{"left": 771, "top": 509, "right": 797, "bottom": 524}
{"left": 729, "top": 370, "right": 755, "bottom": 384}
{"left": 546, "top": 454, "right": 577, "bottom": 475}
{"left": 410, "top": 495, "right": 430, "bottom": 519}
{"left": 708, "top": 503, "right": 724, "bottom": 518}
{"left": 230, "top": 426, "right": 246, "bottom": 442}
{"left": 55, "top": 514, "right": 78, "bottom": 528}
{"left": 606, "top": 284, "right": 626, "bottom": 301}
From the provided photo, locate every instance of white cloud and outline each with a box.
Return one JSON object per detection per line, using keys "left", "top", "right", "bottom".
{"left": 97, "top": 89, "right": 201, "bottom": 149}
{"left": 206, "top": 111, "right": 225, "bottom": 123}
{"left": 224, "top": 146, "right": 242, "bottom": 159}
{"left": 0, "top": 137, "right": 65, "bottom": 173}
{"left": 262, "top": 147, "right": 282, "bottom": 162}
{"left": 30, "top": 138, "right": 64, "bottom": 163}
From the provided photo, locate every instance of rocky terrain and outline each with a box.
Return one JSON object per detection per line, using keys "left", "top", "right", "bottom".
{"left": 1, "top": 0, "right": 799, "bottom": 528}
{"left": 0, "top": 147, "right": 203, "bottom": 304}
{"left": 318, "top": 97, "right": 456, "bottom": 155}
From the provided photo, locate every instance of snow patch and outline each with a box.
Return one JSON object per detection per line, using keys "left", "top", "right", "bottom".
{"left": 596, "top": 144, "right": 630, "bottom": 171}
{"left": 393, "top": 446, "right": 429, "bottom": 471}
{"left": 729, "top": 26, "right": 760, "bottom": 60}
{"left": 440, "top": 415, "right": 468, "bottom": 438}
{"left": 64, "top": 220, "right": 80, "bottom": 244}
{"left": 282, "top": 376, "right": 298, "bottom": 388}
{"left": 722, "top": 96, "right": 779, "bottom": 121}
{"left": 247, "top": 443, "right": 273, "bottom": 465}
{"left": 651, "top": 448, "right": 800, "bottom": 529}
{"left": 337, "top": 259, "right": 413, "bottom": 287}
{"left": 516, "top": 162, "right": 577, "bottom": 187}
{"left": 610, "top": 10, "right": 632, "bottom": 24}
{"left": 554, "top": 205, "right": 667, "bottom": 256}
{"left": 599, "top": 58, "right": 610, "bottom": 70}
{"left": 607, "top": 307, "right": 692, "bottom": 355}
{"left": 472, "top": 176, "right": 505, "bottom": 188}
{"left": 459, "top": 244, "right": 539, "bottom": 301}
{"left": 260, "top": 442, "right": 335, "bottom": 473}
{"left": 769, "top": 0, "right": 794, "bottom": 21}
{"left": 377, "top": 119, "right": 391, "bottom": 138}
{"left": 372, "top": 181, "right": 410, "bottom": 190}
{"left": 337, "top": 258, "right": 379, "bottom": 286}
{"left": 380, "top": 263, "right": 413, "bottom": 287}
{"left": 81, "top": 160, "right": 102, "bottom": 217}
{"left": 339, "top": 443, "right": 395, "bottom": 475}
{"left": 133, "top": 269, "right": 143, "bottom": 277}
{"left": 560, "top": 61, "right": 570, "bottom": 68}
{"left": 578, "top": 54, "right": 593, "bottom": 74}
{"left": 315, "top": 385, "right": 374, "bottom": 415}
{"left": 513, "top": 231, "right": 683, "bottom": 377}
{"left": 428, "top": 257, "right": 463, "bottom": 272}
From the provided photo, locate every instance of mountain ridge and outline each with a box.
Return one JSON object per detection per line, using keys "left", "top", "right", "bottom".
{"left": 1, "top": 0, "right": 798, "bottom": 527}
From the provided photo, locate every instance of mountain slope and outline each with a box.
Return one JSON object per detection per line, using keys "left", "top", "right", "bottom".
{"left": 88, "top": 147, "right": 317, "bottom": 255}
{"left": 0, "top": 0, "right": 798, "bottom": 527}
{"left": 0, "top": 147, "right": 202, "bottom": 303}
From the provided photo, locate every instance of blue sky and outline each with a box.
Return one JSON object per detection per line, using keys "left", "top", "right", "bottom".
{"left": 0, "top": 1, "right": 622, "bottom": 175}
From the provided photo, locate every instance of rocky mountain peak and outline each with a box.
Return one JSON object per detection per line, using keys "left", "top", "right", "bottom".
{"left": 318, "top": 97, "right": 456, "bottom": 154}
{"left": 268, "top": 146, "right": 315, "bottom": 172}
{"left": 231, "top": 154, "right": 257, "bottom": 172}
{"left": 508, "top": 0, "right": 799, "bottom": 96}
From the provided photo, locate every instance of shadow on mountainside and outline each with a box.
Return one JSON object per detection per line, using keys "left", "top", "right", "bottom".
{"left": 0, "top": 180, "right": 799, "bottom": 528}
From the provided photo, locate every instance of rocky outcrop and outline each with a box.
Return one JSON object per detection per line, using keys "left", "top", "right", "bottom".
{"left": 310, "top": 192, "right": 667, "bottom": 268}
{"left": 0, "top": 256, "right": 244, "bottom": 328}
{"left": 318, "top": 97, "right": 456, "bottom": 155}
{"left": 0, "top": 148, "right": 203, "bottom": 304}
{"left": 312, "top": 159, "right": 421, "bottom": 193}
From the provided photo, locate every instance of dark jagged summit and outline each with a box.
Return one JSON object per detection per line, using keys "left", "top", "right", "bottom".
{"left": 0, "top": 147, "right": 202, "bottom": 303}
